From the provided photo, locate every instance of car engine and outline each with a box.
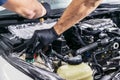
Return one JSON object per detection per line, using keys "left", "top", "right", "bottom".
{"left": 64, "top": 18, "right": 120, "bottom": 80}
{"left": 0, "top": 5, "right": 120, "bottom": 80}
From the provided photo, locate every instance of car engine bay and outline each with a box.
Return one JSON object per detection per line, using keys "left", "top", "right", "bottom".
{"left": 0, "top": 3, "right": 119, "bottom": 80}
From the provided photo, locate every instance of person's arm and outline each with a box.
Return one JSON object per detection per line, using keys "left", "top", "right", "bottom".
{"left": 54, "top": 0, "right": 103, "bottom": 35}
{"left": 2, "top": 0, "right": 46, "bottom": 19}
{"left": 0, "top": 0, "right": 7, "bottom": 5}
{"left": 25, "top": 0, "right": 103, "bottom": 60}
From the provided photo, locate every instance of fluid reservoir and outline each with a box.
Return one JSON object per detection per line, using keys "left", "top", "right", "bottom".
{"left": 39, "top": 0, "right": 72, "bottom": 9}
{"left": 57, "top": 63, "right": 93, "bottom": 80}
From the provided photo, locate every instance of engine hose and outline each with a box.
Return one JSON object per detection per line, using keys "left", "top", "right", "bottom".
{"left": 83, "top": 29, "right": 101, "bottom": 35}
{"left": 52, "top": 50, "right": 82, "bottom": 65}
{"left": 91, "top": 43, "right": 115, "bottom": 80}
{"left": 76, "top": 38, "right": 110, "bottom": 55}
{"left": 76, "top": 42, "right": 98, "bottom": 55}
{"left": 76, "top": 27, "right": 86, "bottom": 46}
{"left": 92, "top": 64, "right": 104, "bottom": 80}
{"left": 92, "top": 42, "right": 114, "bottom": 65}
{"left": 93, "top": 48, "right": 109, "bottom": 64}
{"left": 110, "top": 31, "right": 120, "bottom": 37}
{"left": 79, "top": 36, "right": 87, "bottom": 46}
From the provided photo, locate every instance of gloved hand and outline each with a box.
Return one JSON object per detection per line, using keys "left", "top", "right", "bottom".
{"left": 25, "top": 27, "right": 59, "bottom": 61}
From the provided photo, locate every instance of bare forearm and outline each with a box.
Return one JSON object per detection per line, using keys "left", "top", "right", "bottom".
{"left": 54, "top": 0, "right": 103, "bottom": 35}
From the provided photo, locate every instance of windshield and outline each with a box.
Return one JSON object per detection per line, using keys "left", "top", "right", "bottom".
{"left": 39, "top": 0, "right": 72, "bottom": 9}
{"left": 39, "top": 0, "right": 120, "bottom": 9}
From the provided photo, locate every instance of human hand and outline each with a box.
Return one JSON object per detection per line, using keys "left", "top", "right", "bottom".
{"left": 26, "top": 27, "right": 59, "bottom": 54}
{"left": 2, "top": 0, "right": 46, "bottom": 19}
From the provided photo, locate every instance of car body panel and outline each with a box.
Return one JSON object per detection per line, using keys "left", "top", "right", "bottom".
{"left": 0, "top": 56, "right": 33, "bottom": 80}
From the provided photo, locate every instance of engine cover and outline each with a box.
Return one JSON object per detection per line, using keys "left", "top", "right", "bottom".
{"left": 79, "top": 19, "right": 117, "bottom": 31}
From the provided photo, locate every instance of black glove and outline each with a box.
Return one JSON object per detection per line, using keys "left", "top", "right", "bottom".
{"left": 26, "top": 27, "right": 59, "bottom": 55}
{"left": 42, "top": 2, "right": 51, "bottom": 17}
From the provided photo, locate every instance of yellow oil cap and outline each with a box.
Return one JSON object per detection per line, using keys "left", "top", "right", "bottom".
{"left": 57, "top": 63, "right": 93, "bottom": 80}
{"left": 39, "top": 18, "right": 45, "bottom": 23}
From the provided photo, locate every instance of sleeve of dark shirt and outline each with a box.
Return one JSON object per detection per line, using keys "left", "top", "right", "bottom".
{"left": 0, "top": 0, "right": 7, "bottom": 5}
